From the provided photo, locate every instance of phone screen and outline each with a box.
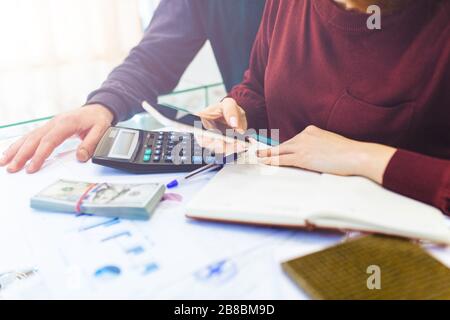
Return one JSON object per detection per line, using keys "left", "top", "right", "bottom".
{"left": 143, "top": 102, "right": 278, "bottom": 146}
{"left": 148, "top": 103, "right": 248, "bottom": 140}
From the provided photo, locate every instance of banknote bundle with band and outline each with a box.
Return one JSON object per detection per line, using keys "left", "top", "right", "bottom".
{"left": 30, "top": 180, "right": 166, "bottom": 220}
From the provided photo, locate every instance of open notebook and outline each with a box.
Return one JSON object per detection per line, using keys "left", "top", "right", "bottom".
{"left": 186, "top": 163, "right": 450, "bottom": 245}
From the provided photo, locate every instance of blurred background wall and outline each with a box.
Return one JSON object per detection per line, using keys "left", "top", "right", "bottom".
{"left": 0, "top": 0, "right": 224, "bottom": 126}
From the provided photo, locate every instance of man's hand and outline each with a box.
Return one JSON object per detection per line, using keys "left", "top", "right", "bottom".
{"left": 197, "top": 98, "right": 248, "bottom": 132}
{"left": 257, "top": 125, "right": 397, "bottom": 184}
{"left": 0, "top": 104, "right": 114, "bottom": 174}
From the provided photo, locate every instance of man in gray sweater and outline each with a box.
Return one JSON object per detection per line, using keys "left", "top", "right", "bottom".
{"left": 1, "top": 0, "right": 265, "bottom": 173}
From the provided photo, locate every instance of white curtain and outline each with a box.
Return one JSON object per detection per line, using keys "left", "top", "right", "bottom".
{"left": 0, "top": 0, "right": 144, "bottom": 125}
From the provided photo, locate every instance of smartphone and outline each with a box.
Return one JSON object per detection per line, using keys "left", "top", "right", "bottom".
{"left": 142, "top": 101, "right": 278, "bottom": 146}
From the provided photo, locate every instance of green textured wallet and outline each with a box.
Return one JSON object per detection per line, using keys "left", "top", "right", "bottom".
{"left": 282, "top": 235, "right": 450, "bottom": 300}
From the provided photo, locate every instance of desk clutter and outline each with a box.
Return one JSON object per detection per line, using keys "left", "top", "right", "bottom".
{"left": 11, "top": 127, "right": 449, "bottom": 299}
{"left": 31, "top": 137, "right": 450, "bottom": 243}
{"left": 282, "top": 235, "right": 450, "bottom": 300}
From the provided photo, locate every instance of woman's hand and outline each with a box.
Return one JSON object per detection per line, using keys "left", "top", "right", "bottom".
{"left": 257, "top": 125, "right": 397, "bottom": 184}
{"left": 0, "top": 104, "right": 114, "bottom": 174}
{"left": 197, "top": 97, "right": 248, "bottom": 132}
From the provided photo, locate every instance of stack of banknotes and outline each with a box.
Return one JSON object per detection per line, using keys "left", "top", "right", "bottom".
{"left": 30, "top": 180, "right": 166, "bottom": 220}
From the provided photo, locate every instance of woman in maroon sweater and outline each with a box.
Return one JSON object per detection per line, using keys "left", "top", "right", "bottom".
{"left": 199, "top": 0, "right": 449, "bottom": 215}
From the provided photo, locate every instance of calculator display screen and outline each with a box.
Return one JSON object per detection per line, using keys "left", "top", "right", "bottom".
{"left": 109, "top": 131, "right": 137, "bottom": 159}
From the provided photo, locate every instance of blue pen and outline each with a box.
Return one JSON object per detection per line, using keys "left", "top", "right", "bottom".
{"left": 166, "top": 151, "right": 247, "bottom": 189}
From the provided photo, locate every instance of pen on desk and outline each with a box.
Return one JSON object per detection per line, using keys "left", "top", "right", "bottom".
{"left": 0, "top": 267, "right": 38, "bottom": 291}
{"left": 167, "top": 163, "right": 222, "bottom": 189}
{"left": 167, "top": 151, "right": 247, "bottom": 189}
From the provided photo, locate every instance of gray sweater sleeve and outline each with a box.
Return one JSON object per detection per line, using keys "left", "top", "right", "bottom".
{"left": 86, "top": 0, "right": 207, "bottom": 123}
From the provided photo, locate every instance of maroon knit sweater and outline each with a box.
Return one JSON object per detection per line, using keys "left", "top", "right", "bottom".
{"left": 230, "top": 0, "right": 450, "bottom": 215}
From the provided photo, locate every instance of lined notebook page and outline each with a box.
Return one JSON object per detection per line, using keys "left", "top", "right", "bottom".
{"left": 311, "top": 174, "right": 450, "bottom": 243}
{"left": 187, "top": 164, "right": 323, "bottom": 225}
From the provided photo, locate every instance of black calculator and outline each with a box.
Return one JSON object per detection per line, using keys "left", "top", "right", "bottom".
{"left": 92, "top": 127, "right": 220, "bottom": 174}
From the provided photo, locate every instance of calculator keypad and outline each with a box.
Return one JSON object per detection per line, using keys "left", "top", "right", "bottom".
{"left": 140, "top": 131, "right": 209, "bottom": 165}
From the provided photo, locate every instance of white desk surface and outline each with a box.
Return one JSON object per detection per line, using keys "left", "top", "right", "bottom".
{"left": 1, "top": 137, "right": 449, "bottom": 299}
